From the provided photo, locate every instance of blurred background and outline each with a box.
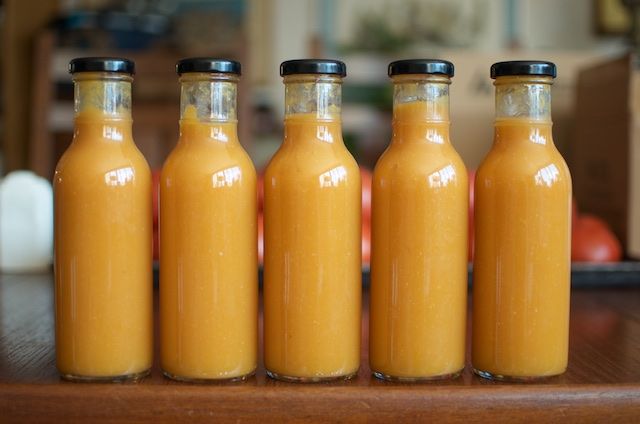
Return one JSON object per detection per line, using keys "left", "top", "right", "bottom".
{"left": 1, "top": 0, "right": 639, "bottom": 269}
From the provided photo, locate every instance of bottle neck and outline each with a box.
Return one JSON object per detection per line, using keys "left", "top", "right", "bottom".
{"left": 178, "top": 73, "right": 239, "bottom": 145}
{"left": 494, "top": 75, "right": 553, "bottom": 123}
{"left": 391, "top": 75, "right": 451, "bottom": 145}
{"left": 392, "top": 75, "right": 451, "bottom": 122}
{"left": 179, "top": 73, "right": 238, "bottom": 123}
{"left": 73, "top": 72, "right": 132, "bottom": 122}
{"left": 283, "top": 74, "right": 342, "bottom": 122}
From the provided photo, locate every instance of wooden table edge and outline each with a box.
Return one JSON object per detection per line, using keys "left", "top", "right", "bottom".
{"left": 1, "top": 382, "right": 639, "bottom": 422}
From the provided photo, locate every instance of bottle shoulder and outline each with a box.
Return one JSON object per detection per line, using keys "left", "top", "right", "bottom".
{"left": 54, "top": 138, "right": 149, "bottom": 181}
{"left": 162, "top": 141, "right": 255, "bottom": 177}
{"left": 477, "top": 143, "right": 571, "bottom": 188}
{"left": 265, "top": 141, "right": 358, "bottom": 179}
{"left": 375, "top": 142, "right": 467, "bottom": 178}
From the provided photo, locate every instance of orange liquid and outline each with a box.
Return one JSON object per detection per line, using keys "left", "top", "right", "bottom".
{"left": 263, "top": 113, "right": 361, "bottom": 380}
{"left": 160, "top": 106, "right": 257, "bottom": 380}
{"left": 472, "top": 120, "right": 571, "bottom": 378}
{"left": 54, "top": 108, "right": 153, "bottom": 379}
{"left": 369, "top": 101, "right": 468, "bottom": 379}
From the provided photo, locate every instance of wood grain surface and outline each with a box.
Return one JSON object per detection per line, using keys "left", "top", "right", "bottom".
{"left": 0, "top": 273, "right": 639, "bottom": 422}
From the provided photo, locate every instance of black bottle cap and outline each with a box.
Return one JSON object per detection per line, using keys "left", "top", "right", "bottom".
{"left": 176, "top": 58, "right": 241, "bottom": 75}
{"left": 69, "top": 57, "right": 135, "bottom": 74}
{"left": 388, "top": 59, "right": 454, "bottom": 77}
{"left": 490, "top": 61, "right": 557, "bottom": 78}
{"left": 280, "top": 59, "right": 347, "bottom": 77}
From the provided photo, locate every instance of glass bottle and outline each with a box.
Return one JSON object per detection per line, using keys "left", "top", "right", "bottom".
{"left": 263, "top": 60, "right": 361, "bottom": 382}
{"left": 472, "top": 61, "right": 571, "bottom": 381}
{"left": 160, "top": 58, "right": 257, "bottom": 382}
{"left": 370, "top": 60, "right": 468, "bottom": 381}
{"left": 54, "top": 57, "right": 152, "bottom": 381}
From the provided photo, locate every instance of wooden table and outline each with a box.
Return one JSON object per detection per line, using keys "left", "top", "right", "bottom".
{"left": 1, "top": 273, "right": 639, "bottom": 423}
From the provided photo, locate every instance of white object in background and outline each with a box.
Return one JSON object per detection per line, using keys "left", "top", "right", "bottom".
{"left": 0, "top": 171, "right": 53, "bottom": 272}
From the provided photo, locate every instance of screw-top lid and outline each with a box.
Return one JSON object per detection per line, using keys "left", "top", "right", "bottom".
{"left": 388, "top": 59, "right": 454, "bottom": 77}
{"left": 490, "top": 61, "right": 556, "bottom": 78}
{"left": 69, "top": 57, "right": 135, "bottom": 74}
{"left": 176, "top": 58, "right": 241, "bottom": 75}
{"left": 280, "top": 59, "right": 346, "bottom": 77}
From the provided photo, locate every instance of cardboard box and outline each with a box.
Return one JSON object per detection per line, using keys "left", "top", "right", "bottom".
{"left": 571, "top": 54, "right": 640, "bottom": 258}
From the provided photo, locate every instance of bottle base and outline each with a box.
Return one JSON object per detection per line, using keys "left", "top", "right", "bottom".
{"left": 266, "top": 369, "right": 358, "bottom": 383}
{"left": 60, "top": 368, "right": 150, "bottom": 383}
{"left": 473, "top": 367, "right": 564, "bottom": 382}
{"left": 372, "top": 369, "right": 462, "bottom": 382}
{"left": 162, "top": 369, "right": 255, "bottom": 383}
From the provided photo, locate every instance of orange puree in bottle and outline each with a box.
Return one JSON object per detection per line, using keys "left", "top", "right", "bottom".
{"left": 370, "top": 98, "right": 468, "bottom": 380}
{"left": 54, "top": 77, "right": 153, "bottom": 379}
{"left": 263, "top": 112, "right": 361, "bottom": 381}
{"left": 472, "top": 120, "right": 571, "bottom": 379}
{"left": 160, "top": 104, "right": 257, "bottom": 380}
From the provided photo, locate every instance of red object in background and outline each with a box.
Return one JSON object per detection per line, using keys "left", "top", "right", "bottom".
{"left": 572, "top": 214, "right": 623, "bottom": 263}
{"left": 360, "top": 168, "right": 372, "bottom": 266}
{"left": 468, "top": 169, "right": 475, "bottom": 262}
{"left": 257, "top": 173, "right": 265, "bottom": 212}
{"left": 258, "top": 213, "right": 264, "bottom": 264}
{"left": 152, "top": 169, "right": 161, "bottom": 261}
{"left": 152, "top": 169, "right": 161, "bottom": 227}
{"left": 257, "top": 172, "right": 265, "bottom": 265}
{"left": 362, "top": 221, "right": 371, "bottom": 266}
{"left": 361, "top": 168, "right": 372, "bottom": 223}
{"left": 153, "top": 231, "right": 159, "bottom": 261}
